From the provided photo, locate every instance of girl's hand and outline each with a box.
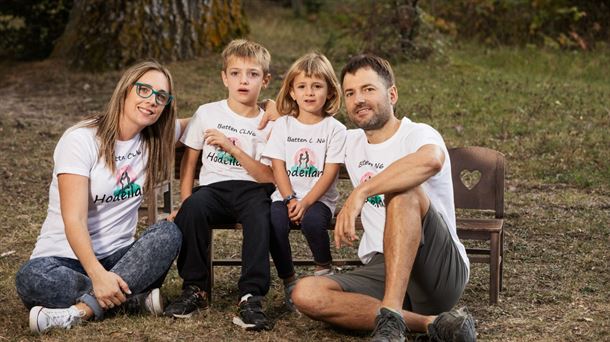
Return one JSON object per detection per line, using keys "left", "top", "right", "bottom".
{"left": 90, "top": 270, "right": 131, "bottom": 309}
{"left": 204, "top": 129, "right": 236, "bottom": 154}
{"left": 167, "top": 209, "right": 179, "bottom": 222}
{"left": 288, "top": 199, "right": 310, "bottom": 224}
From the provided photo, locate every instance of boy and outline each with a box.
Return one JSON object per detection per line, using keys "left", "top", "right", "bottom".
{"left": 164, "top": 39, "right": 275, "bottom": 332}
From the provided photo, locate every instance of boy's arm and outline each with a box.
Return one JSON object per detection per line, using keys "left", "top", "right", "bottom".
{"left": 179, "top": 147, "right": 201, "bottom": 201}
{"left": 167, "top": 147, "right": 200, "bottom": 221}
{"left": 204, "top": 129, "right": 274, "bottom": 183}
{"left": 334, "top": 144, "right": 444, "bottom": 247}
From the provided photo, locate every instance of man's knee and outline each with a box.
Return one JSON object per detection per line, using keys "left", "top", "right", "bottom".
{"left": 292, "top": 276, "right": 339, "bottom": 315}
{"left": 385, "top": 186, "right": 429, "bottom": 218}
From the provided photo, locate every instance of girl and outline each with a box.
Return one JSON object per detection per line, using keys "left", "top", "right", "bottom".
{"left": 262, "top": 53, "right": 346, "bottom": 310}
{"left": 15, "top": 61, "right": 185, "bottom": 334}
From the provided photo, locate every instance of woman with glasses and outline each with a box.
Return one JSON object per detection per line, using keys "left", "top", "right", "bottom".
{"left": 15, "top": 61, "right": 184, "bottom": 334}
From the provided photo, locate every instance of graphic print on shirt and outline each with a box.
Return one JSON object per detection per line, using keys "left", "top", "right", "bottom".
{"left": 207, "top": 136, "right": 242, "bottom": 166}
{"left": 287, "top": 147, "right": 323, "bottom": 177}
{"left": 360, "top": 172, "right": 384, "bottom": 207}
{"left": 94, "top": 164, "right": 142, "bottom": 204}
{"left": 113, "top": 165, "right": 141, "bottom": 197}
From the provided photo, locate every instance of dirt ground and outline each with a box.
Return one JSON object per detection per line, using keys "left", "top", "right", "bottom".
{"left": 1, "top": 2, "right": 609, "bottom": 340}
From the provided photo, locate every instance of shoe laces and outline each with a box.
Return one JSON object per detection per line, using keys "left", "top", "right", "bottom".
{"left": 44, "top": 307, "right": 81, "bottom": 329}
{"left": 429, "top": 307, "right": 473, "bottom": 342}
{"left": 178, "top": 286, "right": 205, "bottom": 305}
{"left": 240, "top": 296, "right": 266, "bottom": 317}
{"left": 371, "top": 309, "right": 406, "bottom": 339}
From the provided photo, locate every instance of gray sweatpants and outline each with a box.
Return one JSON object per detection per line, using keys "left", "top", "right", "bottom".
{"left": 327, "top": 204, "right": 468, "bottom": 315}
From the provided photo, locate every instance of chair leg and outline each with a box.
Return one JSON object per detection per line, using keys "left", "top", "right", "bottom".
{"left": 499, "top": 229, "right": 504, "bottom": 292}
{"left": 146, "top": 188, "right": 158, "bottom": 226}
{"left": 163, "top": 182, "right": 172, "bottom": 214}
{"left": 489, "top": 232, "right": 500, "bottom": 305}
{"left": 208, "top": 229, "right": 214, "bottom": 303}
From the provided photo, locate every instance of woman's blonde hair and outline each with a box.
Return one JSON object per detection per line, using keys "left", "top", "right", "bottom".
{"left": 85, "top": 60, "right": 176, "bottom": 195}
{"left": 276, "top": 52, "right": 341, "bottom": 117}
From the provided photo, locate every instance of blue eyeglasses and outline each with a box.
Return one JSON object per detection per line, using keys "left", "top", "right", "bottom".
{"left": 134, "top": 82, "right": 173, "bottom": 106}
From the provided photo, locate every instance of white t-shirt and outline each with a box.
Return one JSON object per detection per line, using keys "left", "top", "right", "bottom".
{"left": 31, "top": 126, "right": 146, "bottom": 259}
{"left": 344, "top": 117, "right": 470, "bottom": 276}
{"left": 262, "top": 115, "right": 347, "bottom": 213}
{"left": 181, "top": 100, "right": 273, "bottom": 185}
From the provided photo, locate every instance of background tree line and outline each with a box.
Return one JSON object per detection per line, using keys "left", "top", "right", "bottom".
{"left": 1, "top": 0, "right": 608, "bottom": 70}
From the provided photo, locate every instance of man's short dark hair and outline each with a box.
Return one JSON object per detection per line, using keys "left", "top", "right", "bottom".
{"left": 340, "top": 54, "right": 395, "bottom": 88}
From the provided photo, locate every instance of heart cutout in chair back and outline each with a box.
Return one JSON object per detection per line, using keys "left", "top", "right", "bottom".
{"left": 460, "top": 169, "right": 481, "bottom": 190}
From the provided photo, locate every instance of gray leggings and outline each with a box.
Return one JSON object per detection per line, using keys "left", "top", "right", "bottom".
{"left": 15, "top": 220, "right": 181, "bottom": 320}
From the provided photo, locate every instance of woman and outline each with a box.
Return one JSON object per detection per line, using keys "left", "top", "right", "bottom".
{"left": 15, "top": 61, "right": 183, "bottom": 334}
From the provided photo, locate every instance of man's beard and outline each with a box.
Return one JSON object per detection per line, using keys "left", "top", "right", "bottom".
{"left": 351, "top": 102, "right": 392, "bottom": 131}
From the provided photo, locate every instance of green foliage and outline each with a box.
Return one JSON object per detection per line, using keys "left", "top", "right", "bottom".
{"left": 0, "top": 0, "right": 73, "bottom": 60}
{"left": 316, "top": 0, "right": 425, "bottom": 62}
{"left": 422, "top": 0, "right": 610, "bottom": 48}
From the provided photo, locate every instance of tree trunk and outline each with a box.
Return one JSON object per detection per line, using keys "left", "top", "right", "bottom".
{"left": 395, "top": 0, "right": 419, "bottom": 55}
{"left": 52, "top": 0, "right": 248, "bottom": 70}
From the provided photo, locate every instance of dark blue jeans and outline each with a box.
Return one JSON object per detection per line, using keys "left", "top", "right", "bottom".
{"left": 269, "top": 200, "right": 332, "bottom": 279}
{"left": 15, "top": 220, "right": 181, "bottom": 320}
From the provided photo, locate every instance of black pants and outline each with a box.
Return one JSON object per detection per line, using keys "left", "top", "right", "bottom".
{"left": 175, "top": 180, "right": 274, "bottom": 297}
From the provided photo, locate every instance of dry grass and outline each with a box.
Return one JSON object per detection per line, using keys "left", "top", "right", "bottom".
{"left": 0, "top": 1, "right": 609, "bottom": 341}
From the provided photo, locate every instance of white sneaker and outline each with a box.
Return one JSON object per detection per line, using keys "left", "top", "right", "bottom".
{"left": 29, "top": 305, "right": 82, "bottom": 334}
{"left": 143, "top": 288, "right": 164, "bottom": 315}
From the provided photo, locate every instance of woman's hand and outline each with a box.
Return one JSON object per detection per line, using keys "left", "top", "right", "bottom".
{"left": 90, "top": 270, "right": 131, "bottom": 309}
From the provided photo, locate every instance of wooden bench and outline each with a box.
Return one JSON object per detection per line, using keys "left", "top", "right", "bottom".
{"left": 145, "top": 145, "right": 505, "bottom": 304}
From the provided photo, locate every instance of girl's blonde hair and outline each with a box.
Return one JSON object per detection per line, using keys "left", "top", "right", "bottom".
{"left": 276, "top": 52, "right": 341, "bottom": 117}
{"left": 84, "top": 60, "right": 176, "bottom": 195}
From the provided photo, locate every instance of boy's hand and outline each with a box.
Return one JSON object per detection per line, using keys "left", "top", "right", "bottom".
{"left": 167, "top": 209, "right": 179, "bottom": 222}
{"left": 204, "top": 129, "right": 236, "bottom": 154}
{"left": 258, "top": 99, "right": 280, "bottom": 130}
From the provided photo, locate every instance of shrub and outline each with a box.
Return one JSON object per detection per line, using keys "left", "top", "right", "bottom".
{"left": 422, "top": 0, "right": 609, "bottom": 49}
{"left": 0, "top": 0, "right": 73, "bottom": 60}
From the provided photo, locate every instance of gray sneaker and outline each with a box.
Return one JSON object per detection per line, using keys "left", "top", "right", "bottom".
{"left": 371, "top": 307, "right": 407, "bottom": 342}
{"left": 283, "top": 279, "right": 298, "bottom": 312}
{"left": 29, "top": 305, "right": 83, "bottom": 334}
{"left": 427, "top": 307, "right": 476, "bottom": 342}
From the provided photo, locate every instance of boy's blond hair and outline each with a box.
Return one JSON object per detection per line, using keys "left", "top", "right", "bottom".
{"left": 221, "top": 39, "right": 271, "bottom": 74}
{"left": 276, "top": 52, "right": 341, "bottom": 117}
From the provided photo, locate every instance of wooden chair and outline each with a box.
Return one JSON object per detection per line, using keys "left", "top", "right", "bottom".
{"left": 449, "top": 146, "right": 505, "bottom": 305}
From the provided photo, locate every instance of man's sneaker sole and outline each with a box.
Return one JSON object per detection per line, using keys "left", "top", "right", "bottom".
{"left": 29, "top": 306, "right": 44, "bottom": 334}
{"left": 232, "top": 316, "right": 269, "bottom": 331}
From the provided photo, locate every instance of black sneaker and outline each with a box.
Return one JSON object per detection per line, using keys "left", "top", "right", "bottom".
{"left": 163, "top": 285, "right": 208, "bottom": 318}
{"left": 232, "top": 295, "right": 272, "bottom": 331}
{"left": 122, "top": 288, "right": 164, "bottom": 316}
{"left": 427, "top": 307, "right": 476, "bottom": 342}
{"left": 371, "top": 307, "right": 407, "bottom": 342}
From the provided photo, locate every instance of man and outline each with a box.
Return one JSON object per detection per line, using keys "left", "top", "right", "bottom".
{"left": 291, "top": 55, "right": 476, "bottom": 342}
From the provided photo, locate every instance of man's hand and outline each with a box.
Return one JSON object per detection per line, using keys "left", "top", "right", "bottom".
{"left": 90, "top": 270, "right": 131, "bottom": 309}
{"left": 334, "top": 188, "right": 366, "bottom": 248}
{"left": 204, "top": 129, "right": 235, "bottom": 154}
{"left": 258, "top": 99, "right": 280, "bottom": 130}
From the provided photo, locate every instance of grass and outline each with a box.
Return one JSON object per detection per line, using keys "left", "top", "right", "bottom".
{"left": 0, "top": 0, "right": 609, "bottom": 340}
